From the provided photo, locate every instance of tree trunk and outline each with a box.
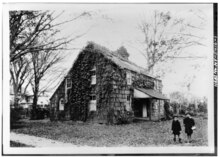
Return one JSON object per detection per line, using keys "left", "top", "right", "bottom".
{"left": 13, "top": 83, "right": 19, "bottom": 108}
{"left": 31, "top": 82, "right": 39, "bottom": 120}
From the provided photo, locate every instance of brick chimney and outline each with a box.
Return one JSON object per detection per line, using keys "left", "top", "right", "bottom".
{"left": 116, "top": 46, "right": 130, "bottom": 60}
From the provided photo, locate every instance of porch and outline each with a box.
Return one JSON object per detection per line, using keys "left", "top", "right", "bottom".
{"left": 132, "top": 88, "right": 168, "bottom": 121}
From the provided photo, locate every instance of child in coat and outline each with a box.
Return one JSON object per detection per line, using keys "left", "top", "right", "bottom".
{"left": 183, "top": 113, "right": 195, "bottom": 143}
{"left": 171, "top": 116, "right": 182, "bottom": 143}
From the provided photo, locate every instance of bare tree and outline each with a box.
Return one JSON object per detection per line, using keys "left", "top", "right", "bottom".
{"left": 9, "top": 10, "right": 93, "bottom": 120}
{"left": 29, "top": 43, "right": 65, "bottom": 119}
{"left": 10, "top": 55, "right": 32, "bottom": 108}
{"left": 139, "top": 10, "right": 206, "bottom": 75}
{"left": 10, "top": 10, "right": 91, "bottom": 62}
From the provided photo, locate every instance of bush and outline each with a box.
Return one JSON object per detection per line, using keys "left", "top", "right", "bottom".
{"left": 31, "top": 108, "right": 49, "bottom": 120}
{"left": 179, "top": 105, "right": 187, "bottom": 115}
{"left": 170, "top": 102, "right": 179, "bottom": 114}
{"left": 10, "top": 107, "right": 23, "bottom": 125}
{"left": 113, "top": 110, "right": 134, "bottom": 124}
{"left": 58, "top": 111, "right": 66, "bottom": 121}
{"left": 198, "top": 102, "right": 207, "bottom": 113}
{"left": 187, "top": 103, "right": 197, "bottom": 115}
{"left": 164, "top": 101, "right": 173, "bottom": 120}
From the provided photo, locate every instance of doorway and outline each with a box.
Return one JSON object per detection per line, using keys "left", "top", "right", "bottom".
{"left": 133, "top": 98, "right": 151, "bottom": 118}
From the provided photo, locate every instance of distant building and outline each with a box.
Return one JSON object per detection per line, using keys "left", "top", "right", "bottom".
{"left": 36, "top": 96, "right": 50, "bottom": 109}
{"left": 18, "top": 95, "right": 33, "bottom": 109}
{"left": 10, "top": 86, "right": 49, "bottom": 109}
{"left": 50, "top": 42, "right": 168, "bottom": 123}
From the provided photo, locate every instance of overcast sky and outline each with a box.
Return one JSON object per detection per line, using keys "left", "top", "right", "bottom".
{"left": 8, "top": 3, "right": 214, "bottom": 99}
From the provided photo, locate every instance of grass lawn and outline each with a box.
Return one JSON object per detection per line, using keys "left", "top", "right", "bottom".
{"left": 11, "top": 117, "right": 207, "bottom": 147}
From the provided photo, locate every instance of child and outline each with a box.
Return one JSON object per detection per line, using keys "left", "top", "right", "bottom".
{"left": 171, "top": 116, "right": 182, "bottom": 143}
{"left": 183, "top": 113, "right": 195, "bottom": 143}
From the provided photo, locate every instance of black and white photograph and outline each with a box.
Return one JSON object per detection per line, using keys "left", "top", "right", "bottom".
{"left": 1, "top": 2, "right": 217, "bottom": 156}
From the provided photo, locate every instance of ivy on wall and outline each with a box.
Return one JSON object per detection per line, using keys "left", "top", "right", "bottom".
{"left": 68, "top": 43, "right": 133, "bottom": 123}
{"left": 50, "top": 42, "right": 164, "bottom": 123}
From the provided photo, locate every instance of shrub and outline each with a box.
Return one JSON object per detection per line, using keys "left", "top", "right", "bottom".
{"left": 198, "top": 102, "right": 207, "bottom": 113}
{"left": 31, "top": 108, "right": 48, "bottom": 120}
{"left": 187, "top": 103, "right": 197, "bottom": 115}
{"left": 10, "top": 107, "right": 23, "bottom": 125}
{"left": 164, "top": 101, "right": 173, "bottom": 120}
{"left": 114, "top": 110, "right": 134, "bottom": 124}
{"left": 58, "top": 111, "right": 66, "bottom": 121}
{"left": 170, "top": 102, "right": 179, "bottom": 114}
{"left": 179, "top": 105, "right": 187, "bottom": 115}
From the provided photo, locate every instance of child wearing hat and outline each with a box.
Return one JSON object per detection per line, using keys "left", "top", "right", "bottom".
{"left": 171, "top": 116, "right": 182, "bottom": 143}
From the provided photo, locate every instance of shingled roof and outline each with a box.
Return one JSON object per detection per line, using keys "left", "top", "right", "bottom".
{"left": 86, "top": 42, "right": 158, "bottom": 79}
{"left": 50, "top": 42, "right": 160, "bottom": 99}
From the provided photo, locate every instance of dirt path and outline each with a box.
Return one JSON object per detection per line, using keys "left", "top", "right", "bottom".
{"left": 10, "top": 132, "right": 77, "bottom": 147}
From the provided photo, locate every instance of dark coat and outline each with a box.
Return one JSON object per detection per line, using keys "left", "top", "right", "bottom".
{"left": 183, "top": 117, "right": 195, "bottom": 135}
{"left": 171, "top": 120, "right": 181, "bottom": 135}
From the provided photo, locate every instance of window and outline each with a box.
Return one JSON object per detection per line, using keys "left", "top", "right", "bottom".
{"left": 89, "top": 95, "right": 97, "bottom": 111}
{"left": 132, "top": 76, "right": 135, "bottom": 81}
{"left": 127, "top": 95, "right": 130, "bottom": 101}
{"left": 91, "top": 70, "right": 96, "bottom": 76}
{"left": 66, "top": 78, "right": 72, "bottom": 89}
{"left": 91, "top": 75, "right": 96, "bottom": 85}
{"left": 112, "top": 80, "right": 117, "bottom": 89}
{"left": 90, "top": 95, "right": 96, "bottom": 100}
{"left": 126, "top": 72, "right": 132, "bottom": 85}
{"left": 59, "top": 98, "right": 65, "bottom": 111}
{"left": 91, "top": 66, "right": 96, "bottom": 85}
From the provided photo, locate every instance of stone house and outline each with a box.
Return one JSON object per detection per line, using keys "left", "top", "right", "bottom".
{"left": 50, "top": 42, "right": 168, "bottom": 123}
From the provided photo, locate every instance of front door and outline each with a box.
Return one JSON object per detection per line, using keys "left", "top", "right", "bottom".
{"left": 133, "top": 98, "right": 151, "bottom": 118}
{"left": 133, "top": 99, "right": 143, "bottom": 117}
{"left": 142, "top": 100, "right": 151, "bottom": 118}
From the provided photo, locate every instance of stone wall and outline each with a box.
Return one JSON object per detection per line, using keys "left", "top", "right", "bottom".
{"left": 151, "top": 99, "right": 165, "bottom": 121}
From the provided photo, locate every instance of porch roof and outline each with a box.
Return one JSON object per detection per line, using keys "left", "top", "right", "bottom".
{"left": 134, "top": 88, "right": 169, "bottom": 100}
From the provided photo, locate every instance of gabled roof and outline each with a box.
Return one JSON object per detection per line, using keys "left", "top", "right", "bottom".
{"left": 86, "top": 42, "right": 159, "bottom": 80}
{"left": 50, "top": 42, "right": 161, "bottom": 100}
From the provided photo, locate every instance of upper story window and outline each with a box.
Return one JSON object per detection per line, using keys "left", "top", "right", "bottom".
{"left": 90, "top": 95, "right": 96, "bottom": 100}
{"left": 66, "top": 78, "right": 72, "bottom": 89}
{"left": 59, "top": 98, "right": 65, "bottom": 111}
{"left": 127, "top": 95, "right": 130, "bottom": 101}
{"left": 132, "top": 75, "right": 135, "bottom": 81}
{"left": 126, "top": 71, "right": 132, "bottom": 85}
{"left": 91, "top": 66, "right": 96, "bottom": 85}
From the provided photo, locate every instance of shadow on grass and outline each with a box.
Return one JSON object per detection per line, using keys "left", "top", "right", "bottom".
{"left": 10, "top": 122, "right": 27, "bottom": 130}
{"left": 10, "top": 141, "right": 34, "bottom": 147}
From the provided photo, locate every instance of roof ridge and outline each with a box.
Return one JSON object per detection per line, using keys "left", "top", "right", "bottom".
{"left": 87, "top": 42, "right": 148, "bottom": 68}
{"left": 87, "top": 42, "right": 155, "bottom": 78}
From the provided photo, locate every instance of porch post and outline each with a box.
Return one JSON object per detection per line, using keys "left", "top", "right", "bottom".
{"left": 158, "top": 100, "right": 160, "bottom": 120}
{"left": 142, "top": 103, "right": 147, "bottom": 118}
{"left": 149, "top": 99, "right": 152, "bottom": 120}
